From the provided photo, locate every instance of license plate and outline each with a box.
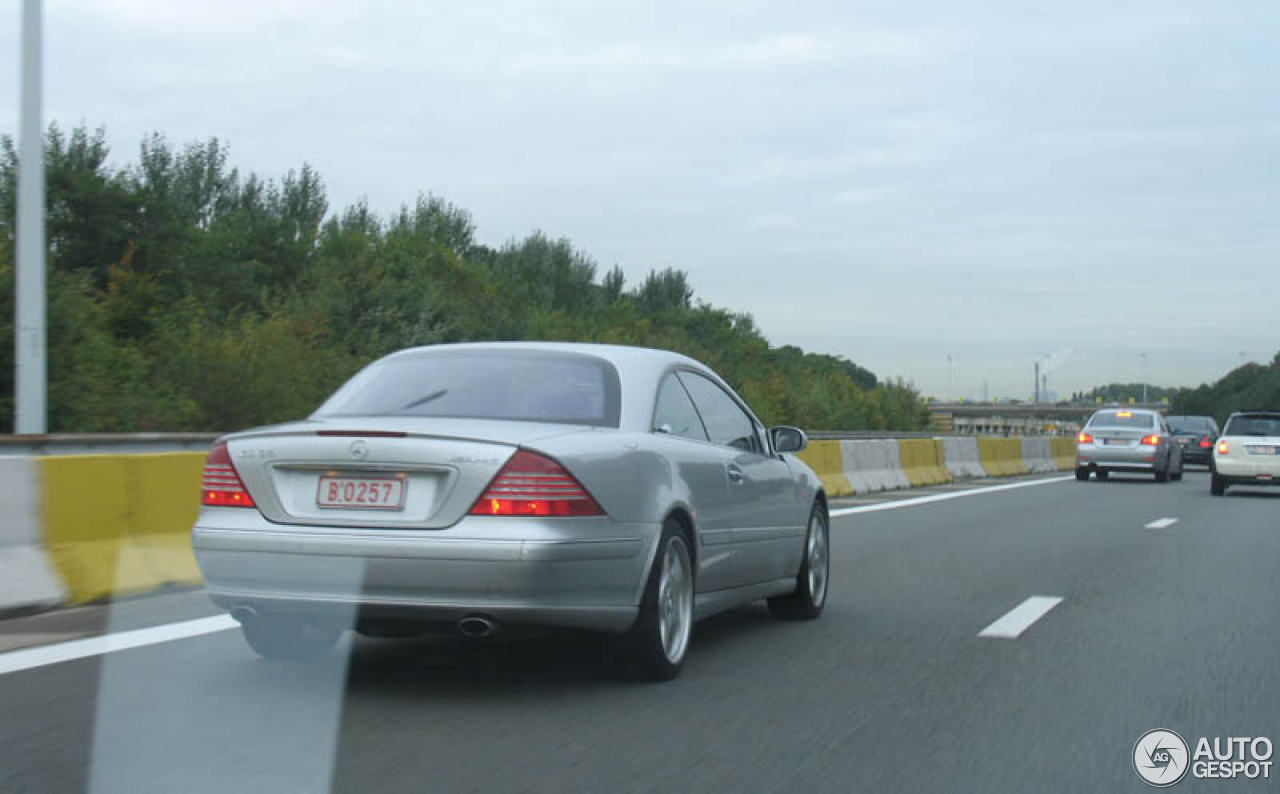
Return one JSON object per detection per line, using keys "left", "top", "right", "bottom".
{"left": 1247, "top": 445, "right": 1279, "bottom": 455}
{"left": 317, "top": 475, "right": 406, "bottom": 510}
{"left": 1104, "top": 438, "right": 1129, "bottom": 445}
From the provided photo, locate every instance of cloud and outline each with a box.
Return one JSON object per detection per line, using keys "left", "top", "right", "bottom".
{"left": 2, "top": 0, "right": 1277, "bottom": 399}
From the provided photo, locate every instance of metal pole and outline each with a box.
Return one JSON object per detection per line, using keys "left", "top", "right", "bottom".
{"left": 15, "top": 0, "right": 46, "bottom": 434}
{"left": 1140, "top": 351, "right": 1148, "bottom": 405}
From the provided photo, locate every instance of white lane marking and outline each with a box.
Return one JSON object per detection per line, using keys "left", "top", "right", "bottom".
{"left": 1145, "top": 517, "right": 1179, "bottom": 529}
{"left": 978, "top": 596, "right": 1064, "bottom": 639}
{"left": 0, "top": 614, "right": 238, "bottom": 677}
{"left": 830, "top": 476, "right": 1072, "bottom": 517}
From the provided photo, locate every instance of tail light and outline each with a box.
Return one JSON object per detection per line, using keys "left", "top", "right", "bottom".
{"left": 201, "top": 443, "right": 257, "bottom": 508}
{"left": 470, "top": 449, "right": 604, "bottom": 517}
{"left": 1199, "top": 437, "right": 1213, "bottom": 448}
{"left": 1077, "top": 432, "right": 1094, "bottom": 444}
{"left": 1139, "top": 435, "right": 1161, "bottom": 446}
{"left": 1217, "top": 441, "right": 1229, "bottom": 455}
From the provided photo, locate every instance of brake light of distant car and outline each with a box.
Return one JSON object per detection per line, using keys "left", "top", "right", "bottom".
{"left": 201, "top": 443, "right": 257, "bottom": 508}
{"left": 470, "top": 449, "right": 605, "bottom": 517}
{"left": 1199, "top": 437, "right": 1213, "bottom": 448}
{"left": 1078, "top": 432, "right": 1094, "bottom": 444}
{"left": 1217, "top": 441, "right": 1229, "bottom": 455}
{"left": 1139, "top": 435, "right": 1161, "bottom": 446}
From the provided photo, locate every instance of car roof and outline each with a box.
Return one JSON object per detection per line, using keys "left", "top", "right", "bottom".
{"left": 386, "top": 341, "right": 705, "bottom": 370}
{"left": 380, "top": 342, "right": 741, "bottom": 432}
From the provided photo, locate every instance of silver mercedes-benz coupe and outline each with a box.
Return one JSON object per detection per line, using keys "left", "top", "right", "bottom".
{"left": 193, "top": 342, "right": 829, "bottom": 680}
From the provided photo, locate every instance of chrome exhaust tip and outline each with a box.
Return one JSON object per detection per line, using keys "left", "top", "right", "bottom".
{"left": 457, "top": 615, "right": 497, "bottom": 638}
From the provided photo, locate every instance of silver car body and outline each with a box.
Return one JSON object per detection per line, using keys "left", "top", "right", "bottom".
{"left": 1075, "top": 408, "right": 1182, "bottom": 477}
{"left": 193, "top": 343, "right": 824, "bottom": 634}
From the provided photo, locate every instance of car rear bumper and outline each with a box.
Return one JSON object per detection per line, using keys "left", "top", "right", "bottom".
{"left": 1213, "top": 473, "right": 1280, "bottom": 488}
{"left": 1178, "top": 447, "right": 1213, "bottom": 464}
{"left": 1076, "top": 447, "right": 1161, "bottom": 471}
{"left": 192, "top": 510, "right": 662, "bottom": 633}
{"left": 1213, "top": 459, "right": 1280, "bottom": 486}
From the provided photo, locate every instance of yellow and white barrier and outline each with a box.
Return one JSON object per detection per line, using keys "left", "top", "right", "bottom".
{"left": 1, "top": 437, "right": 1076, "bottom": 613}
{"left": 804, "top": 435, "right": 1073, "bottom": 499}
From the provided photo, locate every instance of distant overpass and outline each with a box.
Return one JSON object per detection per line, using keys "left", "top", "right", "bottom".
{"left": 928, "top": 402, "right": 1170, "bottom": 436}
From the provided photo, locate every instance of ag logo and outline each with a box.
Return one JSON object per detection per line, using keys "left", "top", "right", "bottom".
{"left": 1134, "top": 729, "right": 1190, "bottom": 787}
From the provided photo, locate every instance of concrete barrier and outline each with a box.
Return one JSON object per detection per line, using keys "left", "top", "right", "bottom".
{"left": 0, "top": 457, "right": 68, "bottom": 612}
{"left": 841, "top": 439, "right": 910, "bottom": 493}
{"left": 1050, "top": 438, "right": 1077, "bottom": 470}
{"left": 940, "top": 437, "right": 985, "bottom": 479}
{"left": 40, "top": 455, "right": 158, "bottom": 603}
{"left": 795, "top": 441, "right": 853, "bottom": 498}
{"left": 898, "top": 439, "right": 952, "bottom": 487}
{"left": 1020, "top": 437, "right": 1057, "bottom": 474}
{"left": 978, "top": 438, "right": 1028, "bottom": 477}
{"left": 836, "top": 441, "right": 873, "bottom": 494}
{"left": 128, "top": 453, "right": 207, "bottom": 587}
{"left": 39, "top": 452, "right": 208, "bottom": 604}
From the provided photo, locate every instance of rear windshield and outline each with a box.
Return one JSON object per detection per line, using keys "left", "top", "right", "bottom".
{"left": 1223, "top": 414, "right": 1280, "bottom": 437}
{"left": 1167, "top": 416, "right": 1214, "bottom": 434}
{"left": 1086, "top": 410, "right": 1156, "bottom": 429}
{"left": 313, "top": 350, "right": 622, "bottom": 427}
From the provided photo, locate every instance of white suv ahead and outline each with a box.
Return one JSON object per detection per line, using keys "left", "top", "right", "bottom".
{"left": 1211, "top": 411, "right": 1280, "bottom": 496}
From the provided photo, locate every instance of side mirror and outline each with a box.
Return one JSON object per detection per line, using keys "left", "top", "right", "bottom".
{"left": 770, "top": 426, "right": 807, "bottom": 454}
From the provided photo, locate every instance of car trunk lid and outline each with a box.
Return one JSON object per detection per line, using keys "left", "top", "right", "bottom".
{"left": 223, "top": 418, "right": 593, "bottom": 529}
{"left": 1089, "top": 427, "right": 1149, "bottom": 447}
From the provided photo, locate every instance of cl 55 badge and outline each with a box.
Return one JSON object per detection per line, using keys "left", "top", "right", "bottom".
{"left": 450, "top": 455, "right": 500, "bottom": 465}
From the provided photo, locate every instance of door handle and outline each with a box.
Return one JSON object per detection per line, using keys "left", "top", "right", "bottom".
{"left": 727, "top": 465, "right": 745, "bottom": 484}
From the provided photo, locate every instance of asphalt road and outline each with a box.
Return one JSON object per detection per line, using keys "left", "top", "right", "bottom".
{"left": 2, "top": 470, "right": 1277, "bottom": 793}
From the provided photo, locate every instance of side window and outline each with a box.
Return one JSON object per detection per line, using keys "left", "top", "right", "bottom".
{"left": 677, "top": 371, "right": 762, "bottom": 453}
{"left": 652, "top": 375, "right": 708, "bottom": 442}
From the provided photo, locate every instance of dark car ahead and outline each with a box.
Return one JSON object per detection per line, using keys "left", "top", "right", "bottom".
{"left": 1166, "top": 415, "right": 1220, "bottom": 466}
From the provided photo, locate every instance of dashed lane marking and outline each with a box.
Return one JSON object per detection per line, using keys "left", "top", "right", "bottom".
{"left": 978, "top": 596, "right": 1064, "bottom": 639}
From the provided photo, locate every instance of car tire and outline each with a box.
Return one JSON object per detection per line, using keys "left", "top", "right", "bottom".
{"left": 1096, "top": 470, "right": 1109, "bottom": 481}
{"left": 240, "top": 617, "right": 341, "bottom": 662}
{"left": 1075, "top": 468, "right": 1089, "bottom": 482}
{"left": 615, "top": 519, "right": 695, "bottom": 682}
{"left": 768, "top": 501, "right": 830, "bottom": 621}
{"left": 1211, "top": 475, "right": 1227, "bottom": 497}
{"left": 1155, "top": 464, "right": 1169, "bottom": 483}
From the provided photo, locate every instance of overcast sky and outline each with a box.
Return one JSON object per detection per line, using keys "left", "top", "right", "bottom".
{"left": 3, "top": 0, "right": 1277, "bottom": 400}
